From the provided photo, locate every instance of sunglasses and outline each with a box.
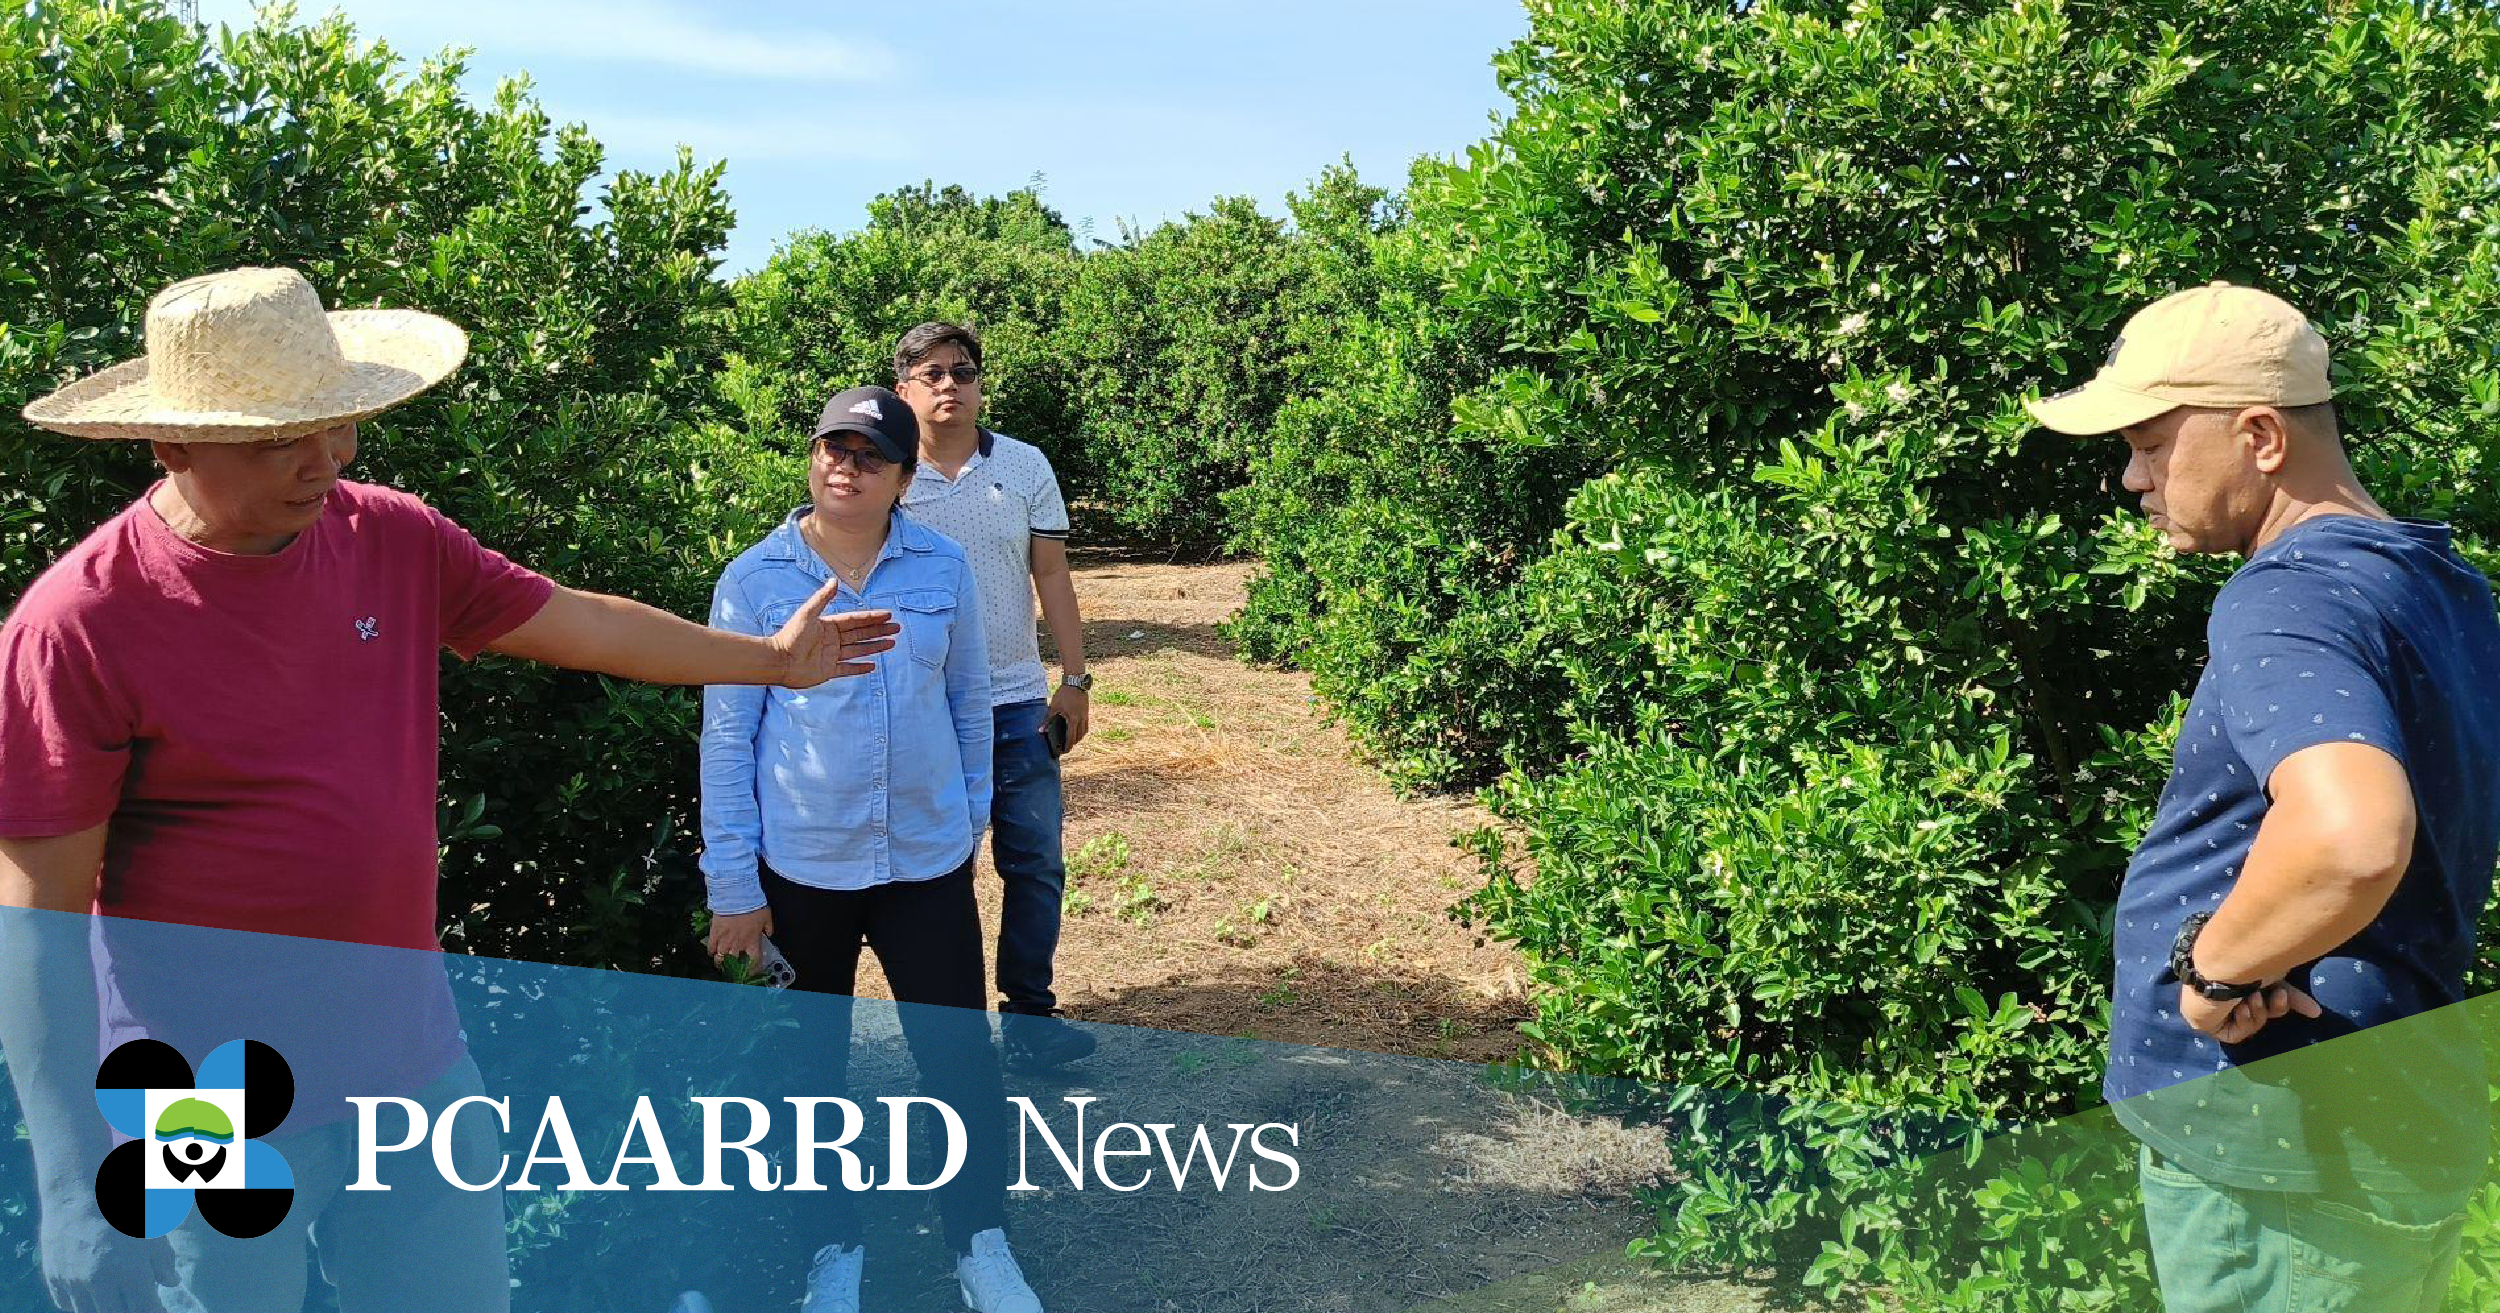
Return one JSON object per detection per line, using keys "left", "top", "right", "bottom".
{"left": 814, "top": 439, "right": 893, "bottom": 475}
{"left": 905, "top": 363, "right": 982, "bottom": 388}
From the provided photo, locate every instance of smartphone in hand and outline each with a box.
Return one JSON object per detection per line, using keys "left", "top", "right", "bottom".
{"left": 1044, "top": 711, "right": 1071, "bottom": 758}
{"left": 704, "top": 921, "right": 797, "bottom": 989}
{"left": 757, "top": 936, "right": 797, "bottom": 990}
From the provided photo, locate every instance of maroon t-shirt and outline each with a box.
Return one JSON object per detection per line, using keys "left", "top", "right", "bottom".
{"left": 0, "top": 479, "right": 553, "bottom": 1110}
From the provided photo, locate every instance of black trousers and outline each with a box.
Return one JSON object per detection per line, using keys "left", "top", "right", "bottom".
{"left": 762, "top": 859, "right": 1008, "bottom": 1251}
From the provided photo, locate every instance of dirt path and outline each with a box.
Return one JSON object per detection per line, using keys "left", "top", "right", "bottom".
{"left": 833, "top": 550, "right": 1759, "bottom": 1312}
{"left": 856, "top": 550, "right": 1535, "bottom": 1065}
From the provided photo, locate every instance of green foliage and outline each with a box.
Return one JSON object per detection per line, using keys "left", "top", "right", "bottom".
{"left": 12, "top": 0, "right": 2500, "bottom": 1305}
{"left": 720, "top": 181, "right": 1083, "bottom": 479}
{"left": 1062, "top": 168, "right": 1387, "bottom": 545}
{"left": 1229, "top": 0, "right": 2500, "bottom": 1298}
{"left": 0, "top": 2, "right": 806, "bottom": 1305}
{"left": 1, "top": 0, "right": 786, "bottom": 977}
{"left": 2, "top": 0, "right": 217, "bottom": 577}
{"left": 2453, "top": 1140, "right": 2500, "bottom": 1313}
{"left": 718, "top": 165, "right": 1391, "bottom": 547}
{"left": 1226, "top": 167, "right": 1528, "bottom": 784}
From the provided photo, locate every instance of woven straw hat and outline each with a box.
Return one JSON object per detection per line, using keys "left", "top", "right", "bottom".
{"left": 22, "top": 267, "right": 467, "bottom": 443}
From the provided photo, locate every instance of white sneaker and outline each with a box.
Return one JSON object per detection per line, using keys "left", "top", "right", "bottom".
{"left": 801, "top": 1243, "right": 864, "bottom": 1313}
{"left": 955, "top": 1229, "right": 1044, "bottom": 1313}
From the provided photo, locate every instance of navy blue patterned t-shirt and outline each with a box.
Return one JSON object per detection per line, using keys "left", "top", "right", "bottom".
{"left": 2106, "top": 515, "right": 2500, "bottom": 1191}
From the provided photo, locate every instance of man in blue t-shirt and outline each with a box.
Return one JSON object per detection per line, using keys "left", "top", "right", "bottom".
{"left": 2030, "top": 283, "right": 2500, "bottom": 1311}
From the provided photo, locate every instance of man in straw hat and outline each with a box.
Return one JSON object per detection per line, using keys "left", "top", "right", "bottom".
{"left": 2030, "top": 282, "right": 2500, "bottom": 1309}
{"left": 0, "top": 267, "right": 902, "bottom": 1313}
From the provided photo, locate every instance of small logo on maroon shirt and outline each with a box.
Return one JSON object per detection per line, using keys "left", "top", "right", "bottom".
{"left": 354, "top": 616, "right": 378, "bottom": 641}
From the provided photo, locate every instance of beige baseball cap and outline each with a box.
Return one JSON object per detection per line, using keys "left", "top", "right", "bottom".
{"left": 2026, "top": 282, "right": 2331, "bottom": 435}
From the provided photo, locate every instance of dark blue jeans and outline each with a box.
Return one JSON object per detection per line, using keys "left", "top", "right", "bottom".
{"left": 990, "top": 698, "right": 1066, "bottom": 1014}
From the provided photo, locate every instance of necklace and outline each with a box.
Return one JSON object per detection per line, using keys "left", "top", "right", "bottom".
{"left": 827, "top": 552, "right": 875, "bottom": 588}
{"left": 804, "top": 516, "right": 884, "bottom": 590}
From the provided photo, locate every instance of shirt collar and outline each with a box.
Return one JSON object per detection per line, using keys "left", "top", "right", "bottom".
{"left": 910, "top": 430, "right": 995, "bottom": 491}
{"left": 939, "top": 429, "right": 997, "bottom": 475}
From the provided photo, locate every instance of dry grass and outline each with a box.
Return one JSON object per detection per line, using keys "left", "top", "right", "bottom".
{"left": 1401, "top": 1253, "right": 1769, "bottom": 1313}
{"left": 1433, "top": 1101, "right": 1678, "bottom": 1198}
{"left": 854, "top": 551, "right": 1534, "bottom": 1065}
{"left": 824, "top": 550, "right": 1752, "bottom": 1312}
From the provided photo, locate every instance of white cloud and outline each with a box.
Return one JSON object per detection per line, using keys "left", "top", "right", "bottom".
{"left": 253, "top": 0, "right": 895, "bottom": 82}
{"left": 587, "top": 108, "right": 915, "bottom": 165}
{"left": 509, "top": 1, "right": 891, "bottom": 81}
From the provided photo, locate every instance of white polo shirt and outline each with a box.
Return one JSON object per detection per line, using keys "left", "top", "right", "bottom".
{"left": 900, "top": 428, "right": 1069, "bottom": 708}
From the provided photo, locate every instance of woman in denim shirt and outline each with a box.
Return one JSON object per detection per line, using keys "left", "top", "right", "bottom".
{"left": 698, "top": 386, "right": 1043, "bottom": 1313}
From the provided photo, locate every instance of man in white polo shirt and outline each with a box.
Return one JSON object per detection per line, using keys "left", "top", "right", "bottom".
{"left": 892, "top": 322, "right": 1097, "bottom": 1068}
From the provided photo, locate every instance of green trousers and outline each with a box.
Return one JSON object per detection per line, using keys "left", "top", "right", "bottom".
{"left": 2139, "top": 1143, "right": 2468, "bottom": 1313}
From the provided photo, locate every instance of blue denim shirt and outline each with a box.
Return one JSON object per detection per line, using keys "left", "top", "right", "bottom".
{"left": 699, "top": 508, "right": 992, "bottom": 912}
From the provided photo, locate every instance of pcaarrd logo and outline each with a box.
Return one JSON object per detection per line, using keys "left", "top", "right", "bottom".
{"left": 93, "top": 1038, "right": 296, "bottom": 1239}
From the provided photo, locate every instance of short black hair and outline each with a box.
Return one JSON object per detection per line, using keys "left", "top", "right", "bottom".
{"left": 893, "top": 321, "right": 983, "bottom": 381}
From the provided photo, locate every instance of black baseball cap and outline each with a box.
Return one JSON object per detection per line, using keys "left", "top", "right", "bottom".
{"left": 811, "top": 385, "right": 918, "bottom": 465}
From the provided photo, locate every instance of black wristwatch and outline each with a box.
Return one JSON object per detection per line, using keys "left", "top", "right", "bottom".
{"left": 2170, "top": 912, "right": 2261, "bottom": 1001}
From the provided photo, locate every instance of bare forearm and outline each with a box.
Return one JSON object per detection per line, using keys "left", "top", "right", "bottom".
{"left": 0, "top": 833, "right": 114, "bottom": 1209}
{"left": 0, "top": 916, "right": 112, "bottom": 1208}
{"left": 1035, "top": 568, "right": 1086, "bottom": 677}
{"left": 2197, "top": 804, "right": 2406, "bottom": 984}
{"left": 493, "top": 587, "right": 785, "bottom": 685}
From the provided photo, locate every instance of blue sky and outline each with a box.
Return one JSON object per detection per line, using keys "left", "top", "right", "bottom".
{"left": 197, "top": 1, "right": 1530, "bottom": 272}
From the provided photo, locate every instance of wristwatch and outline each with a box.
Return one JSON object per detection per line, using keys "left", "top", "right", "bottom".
{"left": 1059, "top": 671, "right": 1093, "bottom": 692}
{"left": 2169, "top": 912, "right": 2261, "bottom": 1001}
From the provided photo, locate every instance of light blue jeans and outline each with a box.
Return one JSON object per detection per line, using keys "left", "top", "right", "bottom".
{"left": 2139, "top": 1143, "right": 2467, "bottom": 1313}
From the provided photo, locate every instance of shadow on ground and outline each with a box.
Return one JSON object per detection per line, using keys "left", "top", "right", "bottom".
{"left": 1078, "top": 954, "right": 1536, "bottom": 1065}
{"left": 815, "top": 1023, "right": 1682, "bottom": 1313}
{"left": 1071, "top": 615, "right": 1235, "bottom": 662}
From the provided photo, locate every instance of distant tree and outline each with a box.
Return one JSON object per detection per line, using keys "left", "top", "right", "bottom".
{"left": 864, "top": 179, "right": 1075, "bottom": 253}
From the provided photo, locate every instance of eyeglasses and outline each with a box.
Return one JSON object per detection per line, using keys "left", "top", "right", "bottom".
{"left": 905, "top": 363, "right": 982, "bottom": 388}
{"left": 814, "top": 440, "right": 892, "bottom": 475}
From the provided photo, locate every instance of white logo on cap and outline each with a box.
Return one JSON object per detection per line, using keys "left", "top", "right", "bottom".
{"left": 848, "top": 399, "right": 882, "bottom": 420}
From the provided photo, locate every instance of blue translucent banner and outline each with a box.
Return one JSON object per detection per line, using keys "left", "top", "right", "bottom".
{"left": 9, "top": 907, "right": 2492, "bottom": 1311}
{"left": 0, "top": 908, "right": 1683, "bottom": 1312}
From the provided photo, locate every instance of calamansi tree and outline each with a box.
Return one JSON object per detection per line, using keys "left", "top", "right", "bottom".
{"left": 1229, "top": 1, "right": 2500, "bottom": 1300}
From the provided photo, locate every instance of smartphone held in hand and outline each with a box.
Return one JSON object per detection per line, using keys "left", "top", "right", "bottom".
{"left": 757, "top": 935, "right": 797, "bottom": 990}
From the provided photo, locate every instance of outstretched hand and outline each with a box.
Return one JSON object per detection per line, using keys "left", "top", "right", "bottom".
{"left": 769, "top": 576, "right": 899, "bottom": 688}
